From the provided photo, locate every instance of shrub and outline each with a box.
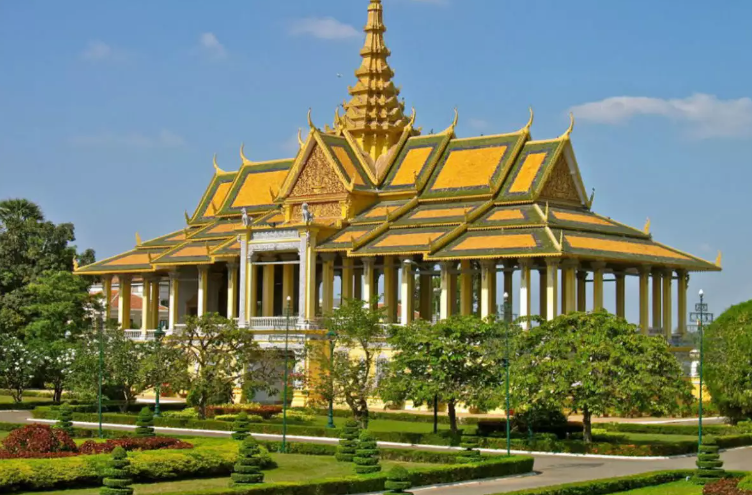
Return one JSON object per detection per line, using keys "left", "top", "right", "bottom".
{"left": 693, "top": 437, "right": 725, "bottom": 485}
{"left": 230, "top": 437, "right": 264, "bottom": 487}
{"left": 135, "top": 407, "right": 155, "bottom": 438}
{"left": 217, "top": 413, "right": 263, "bottom": 423}
{"left": 384, "top": 465, "right": 413, "bottom": 494}
{"left": 270, "top": 410, "right": 314, "bottom": 424}
{"left": 510, "top": 406, "right": 570, "bottom": 439}
{"left": 354, "top": 430, "right": 380, "bottom": 475}
{"left": 161, "top": 408, "right": 200, "bottom": 420}
{"left": 336, "top": 420, "right": 360, "bottom": 462}
{"left": 56, "top": 403, "right": 75, "bottom": 437}
{"left": 1, "top": 424, "right": 77, "bottom": 455}
{"left": 101, "top": 446, "right": 133, "bottom": 495}
{"left": 232, "top": 412, "right": 251, "bottom": 441}
{"left": 703, "top": 478, "right": 752, "bottom": 495}
{"left": 457, "top": 430, "right": 481, "bottom": 463}
{"left": 78, "top": 437, "right": 193, "bottom": 455}
{"left": 205, "top": 404, "right": 282, "bottom": 420}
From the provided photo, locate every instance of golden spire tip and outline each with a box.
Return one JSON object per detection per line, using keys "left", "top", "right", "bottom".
{"left": 213, "top": 153, "right": 226, "bottom": 174}
{"left": 307, "top": 108, "right": 316, "bottom": 130}
{"left": 240, "top": 143, "right": 252, "bottom": 166}
{"left": 561, "top": 112, "right": 575, "bottom": 139}
{"left": 523, "top": 106, "right": 534, "bottom": 132}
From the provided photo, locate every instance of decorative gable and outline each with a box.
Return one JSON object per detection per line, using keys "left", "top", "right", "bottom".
{"left": 289, "top": 145, "right": 348, "bottom": 198}
{"left": 538, "top": 156, "right": 582, "bottom": 205}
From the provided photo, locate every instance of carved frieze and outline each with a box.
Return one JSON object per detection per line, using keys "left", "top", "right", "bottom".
{"left": 540, "top": 156, "right": 580, "bottom": 203}
{"left": 291, "top": 202, "right": 341, "bottom": 220}
{"left": 290, "top": 146, "right": 346, "bottom": 197}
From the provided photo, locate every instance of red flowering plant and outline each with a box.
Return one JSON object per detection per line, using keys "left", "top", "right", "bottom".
{"left": 78, "top": 436, "right": 192, "bottom": 455}
{"left": 1, "top": 424, "right": 77, "bottom": 456}
{"left": 205, "top": 404, "right": 282, "bottom": 419}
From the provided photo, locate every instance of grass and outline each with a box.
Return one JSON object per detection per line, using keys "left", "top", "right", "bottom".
{"left": 12, "top": 453, "right": 433, "bottom": 495}
{"left": 0, "top": 394, "right": 53, "bottom": 404}
{"left": 613, "top": 480, "right": 701, "bottom": 494}
{"left": 621, "top": 433, "right": 699, "bottom": 443}
{"left": 269, "top": 415, "right": 450, "bottom": 433}
{"left": 0, "top": 431, "right": 7, "bottom": 440}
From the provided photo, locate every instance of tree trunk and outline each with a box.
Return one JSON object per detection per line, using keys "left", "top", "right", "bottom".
{"left": 448, "top": 400, "right": 458, "bottom": 433}
{"left": 433, "top": 395, "right": 439, "bottom": 434}
{"left": 53, "top": 381, "right": 63, "bottom": 403}
{"left": 583, "top": 407, "right": 593, "bottom": 443}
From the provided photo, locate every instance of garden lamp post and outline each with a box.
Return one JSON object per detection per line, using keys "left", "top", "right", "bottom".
{"left": 153, "top": 322, "right": 166, "bottom": 417}
{"left": 697, "top": 289, "right": 705, "bottom": 450}
{"left": 503, "top": 291, "right": 511, "bottom": 457}
{"left": 326, "top": 328, "right": 337, "bottom": 429}
{"left": 96, "top": 314, "right": 105, "bottom": 438}
{"left": 281, "top": 295, "right": 292, "bottom": 453}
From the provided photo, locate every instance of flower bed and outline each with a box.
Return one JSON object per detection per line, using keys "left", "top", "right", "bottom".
{"left": 78, "top": 436, "right": 192, "bottom": 455}
{"left": 489, "top": 470, "right": 694, "bottom": 494}
{"left": 206, "top": 404, "right": 282, "bottom": 420}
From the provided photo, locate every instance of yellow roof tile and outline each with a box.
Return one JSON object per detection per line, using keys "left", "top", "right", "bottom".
{"left": 431, "top": 146, "right": 508, "bottom": 190}
{"left": 374, "top": 230, "right": 446, "bottom": 248}
{"left": 452, "top": 234, "right": 537, "bottom": 251}
{"left": 553, "top": 211, "right": 612, "bottom": 226}
{"left": 232, "top": 170, "right": 289, "bottom": 208}
{"left": 392, "top": 147, "right": 433, "bottom": 186}
{"left": 565, "top": 235, "right": 689, "bottom": 260}
{"left": 509, "top": 152, "right": 547, "bottom": 193}
{"left": 487, "top": 209, "right": 525, "bottom": 221}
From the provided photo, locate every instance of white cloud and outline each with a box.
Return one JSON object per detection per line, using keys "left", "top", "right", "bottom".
{"left": 81, "top": 40, "right": 113, "bottom": 61}
{"left": 570, "top": 93, "right": 752, "bottom": 139}
{"left": 198, "top": 32, "right": 227, "bottom": 59}
{"left": 288, "top": 17, "right": 360, "bottom": 40}
{"left": 468, "top": 118, "right": 490, "bottom": 131}
{"left": 69, "top": 129, "right": 186, "bottom": 149}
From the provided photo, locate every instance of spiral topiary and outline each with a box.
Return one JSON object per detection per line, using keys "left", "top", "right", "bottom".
{"left": 229, "top": 436, "right": 264, "bottom": 487}
{"left": 354, "top": 430, "right": 381, "bottom": 474}
{"left": 384, "top": 465, "right": 413, "bottom": 494}
{"left": 100, "top": 446, "right": 133, "bottom": 495}
{"left": 135, "top": 406, "right": 155, "bottom": 438}
{"left": 56, "top": 402, "right": 75, "bottom": 438}
{"left": 457, "top": 429, "right": 482, "bottom": 463}
{"left": 232, "top": 411, "right": 250, "bottom": 441}
{"left": 692, "top": 437, "right": 725, "bottom": 485}
{"left": 335, "top": 419, "right": 360, "bottom": 462}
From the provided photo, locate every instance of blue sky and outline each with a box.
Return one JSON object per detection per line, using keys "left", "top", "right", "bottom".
{"left": 1, "top": 0, "right": 751, "bottom": 320}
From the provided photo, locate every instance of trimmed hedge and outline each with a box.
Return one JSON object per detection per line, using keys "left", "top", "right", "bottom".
{"left": 0, "top": 439, "right": 273, "bottom": 492}
{"left": 290, "top": 407, "right": 483, "bottom": 425}
{"left": 157, "top": 455, "right": 535, "bottom": 495}
{"left": 490, "top": 470, "right": 693, "bottom": 495}
{"left": 598, "top": 422, "right": 741, "bottom": 436}
{"left": 479, "top": 435, "right": 699, "bottom": 457}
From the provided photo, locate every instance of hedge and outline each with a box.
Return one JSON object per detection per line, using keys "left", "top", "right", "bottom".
{"left": 157, "top": 456, "right": 534, "bottom": 495}
{"left": 0, "top": 439, "right": 272, "bottom": 493}
{"left": 490, "top": 470, "right": 694, "bottom": 495}
{"left": 597, "top": 422, "right": 745, "bottom": 436}
{"left": 0, "top": 400, "right": 58, "bottom": 411}
{"left": 478, "top": 436, "right": 700, "bottom": 457}
{"left": 291, "top": 407, "right": 483, "bottom": 425}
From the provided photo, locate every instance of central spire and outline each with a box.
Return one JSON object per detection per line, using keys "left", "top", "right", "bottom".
{"left": 339, "top": 0, "right": 411, "bottom": 162}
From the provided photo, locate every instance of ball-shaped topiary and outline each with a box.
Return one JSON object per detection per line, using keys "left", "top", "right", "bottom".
{"left": 384, "top": 465, "right": 413, "bottom": 494}
{"left": 693, "top": 437, "right": 725, "bottom": 485}
{"left": 354, "top": 430, "right": 381, "bottom": 475}
{"left": 457, "top": 430, "right": 482, "bottom": 463}
{"left": 100, "top": 446, "right": 133, "bottom": 495}
{"left": 55, "top": 403, "right": 75, "bottom": 438}
{"left": 135, "top": 406, "right": 155, "bottom": 438}
{"left": 229, "top": 436, "right": 265, "bottom": 487}
{"left": 232, "top": 411, "right": 251, "bottom": 441}
{"left": 336, "top": 419, "right": 360, "bottom": 462}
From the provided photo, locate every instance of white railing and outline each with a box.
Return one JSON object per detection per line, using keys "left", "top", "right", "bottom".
{"left": 124, "top": 329, "right": 174, "bottom": 342}
{"left": 246, "top": 317, "right": 323, "bottom": 331}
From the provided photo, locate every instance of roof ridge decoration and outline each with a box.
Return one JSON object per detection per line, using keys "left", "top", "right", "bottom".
{"left": 716, "top": 251, "right": 722, "bottom": 268}
{"left": 338, "top": 0, "right": 411, "bottom": 162}
{"left": 240, "top": 144, "right": 254, "bottom": 166}
{"left": 213, "top": 154, "right": 226, "bottom": 175}
{"left": 135, "top": 232, "right": 142, "bottom": 246}
{"left": 643, "top": 218, "right": 651, "bottom": 235}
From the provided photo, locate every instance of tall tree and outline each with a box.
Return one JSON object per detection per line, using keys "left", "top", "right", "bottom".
{"left": 512, "top": 311, "right": 693, "bottom": 442}
{"left": 704, "top": 300, "right": 752, "bottom": 423}
{"left": 382, "top": 316, "right": 508, "bottom": 432}
{"left": 313, "top": 297, "right": 386, "bottom": 428}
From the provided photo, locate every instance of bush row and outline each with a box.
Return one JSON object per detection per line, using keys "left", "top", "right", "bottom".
{"left": 0, "top": 439, "right": 271, "bottom": 492}
{"left": 290, "top": 407, "right": 484, "bottom": 425}
{"left": 163, "top": 456, "right": 534, "bottom": 495}
{"left": 0, "top": 421, "right": 138, "bottom": 439}
{"left": 597, "top": 422, "right": 748, "bottom": 436}
{"left": 477, "top": 436, "right": 700, "bottom": 457}
{"left": 490, "top": 470, "right": 693, "bottom": 495}
{"left": 259, "top": 441, "right": 475, "bottom": 464}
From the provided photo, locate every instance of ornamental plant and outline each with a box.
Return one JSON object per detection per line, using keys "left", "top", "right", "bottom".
{"left": 693, "top": 437, "right": 725, "bottom": 485}
{"left": 78, "top": 436, "right": 192, "bottom": 455}
{"left": 335, "top": 419, "right": 360, "bottom": 462}
{"left": 703, "top": 478, "right": 752, "bottom": 494}
{"left": 135, "top": 406, "right": 155, "bottom": 437}
{"left": 230, "top": 436, "right": 264, "bottom": 487}
{"left": 1, "top": 424, "right": 76, "bottom": 455}
{"left": 232, "top": 411, "right": 251, "bottom": 441}
{"left": 384, "top": 465, "right": 413, "bottom": 494}
{"left": 354, "top": 430, "right": 380, "bottom": 474}
{"left": 457, "top": 430, "right": 482, "bottom": 463}
{"left": 101, "top": 446, "right": 133, "bottom": 495}
{"left": 55, "top": 402, "right": 75, "bottom": 437}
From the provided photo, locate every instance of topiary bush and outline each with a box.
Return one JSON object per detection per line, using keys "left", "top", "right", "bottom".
{"left": 693, "top": 437, "right": 725, "bottom": 485}
{"left": 336, "top": 419, "right": 360, "bottom": 462}
{"left": 384, "top": 465, "right": 413, "bottom": 494}
{"left": 135, "top": 407, "right": 155, "bottom": 438}
{"left": 354, "top": 430, "right": 381, "bottom": 475}
{"left": 55, "top": 403, "right": 75, "bottom": 438}
{"left": 100, "top": 446, "right": 133, "bottom": 495}
{"left": 232, "top": 411, "right": 250, "bottom": 441}
{"left": 229, "top": 436, "right": 264, "bottom": 487}
{"left": 457, "top": 429, "right": 482, "bottom": 463}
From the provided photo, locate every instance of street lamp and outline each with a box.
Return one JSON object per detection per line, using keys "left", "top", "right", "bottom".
{"left": 326, "top": 328, "right": 337, "bottom": 429}
{"left": 697, "top": 289, "right": 705, "bottom": 450}
{"left": 153, "top": 322, "right": 166, "bottom": 418}
{"left": 97, "top": 314, "right": 104, "bottom": 439}
{"left": 503, "top": 291, "right": 511, "bottom": 457}
{"left": 281, "top": 295, "right": 292, "bottom": 453}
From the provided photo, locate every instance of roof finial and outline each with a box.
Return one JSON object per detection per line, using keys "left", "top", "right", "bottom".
{"left": 297, "top": 128, "right": 305, "bottom": 149}
{"left": 240, "top": 143, "right": 253, "bottom": 166}
{"left": 442, "top": 107, "right": 459, "bottom": 134}
{"left": 643, "top": 218, "right": 651, "bottom": 235}
{"left": 523, "top": 106, "right": 534, "bottom": 133}
{"left": 587, "top": 188, "right": 595, "bottom": 209}
{"left": 135, "top": 232, "right": 142, "bottom": 246}
{"left": 715, "top": 250, "right": 722, "bottom": 268}
{"left": 561, "top": 112, "right": 575, "bottom": 139}
{"left": 408, "top": 107, "right": 417, "bottom": 127}
{"left": 213, "top": 154, "right": 226, "bottom": 174}
{"left": 184, "top": 211, "right": 191, "bottom": 224}
{"left": 307, "top": 108, "right": 316, "bottom": 130}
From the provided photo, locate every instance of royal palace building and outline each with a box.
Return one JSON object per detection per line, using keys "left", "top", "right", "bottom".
{"left": 76, "top": 1, "right": 720, "bottom": 384}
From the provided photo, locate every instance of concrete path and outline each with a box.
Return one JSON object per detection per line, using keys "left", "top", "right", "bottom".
{"left": 3, "top": 410, "right": 750, "bottom": 495}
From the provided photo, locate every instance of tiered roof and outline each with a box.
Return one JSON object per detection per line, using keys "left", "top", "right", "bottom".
{"left": 76, "top": 0, "right": 720, "bottom": 277}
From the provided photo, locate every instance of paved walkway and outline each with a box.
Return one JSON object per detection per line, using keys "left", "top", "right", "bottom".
{"left": 3, "top": 410, "right": 749, "bottom": 495}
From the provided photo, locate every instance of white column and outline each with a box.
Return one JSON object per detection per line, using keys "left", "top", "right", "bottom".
{"left": 440, "top": 261, "right": 456, "bottom": 320}
{"left": 480, "top": 260, "right": 497, "bottom": 319}
{"left": 239, "top": 235, "right": 248, "bottom": 325}
{"left": 168, "top": 271, "right": 180, "bottom": 330}
{"left": 545, "top": 259, "right": 559, "bottom": 321}
{"left": 400, "top": 258, "right": 415, "bottom": 326}
{"left": 518, "top": 259, "right": 532, "bottom": 329}
{"left": 197, "top": 266, "right": 209, "bottom": 317}
{"left": 362, "top": 257, "right": 377, "bottom": 308}
{"left": 227, "top": 262, "right": 238, "bottom": 320}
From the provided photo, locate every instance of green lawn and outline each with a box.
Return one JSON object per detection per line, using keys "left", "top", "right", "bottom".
{"left": 614, "top": 481, "right": 701, "bottom": 494}
{"left": 0, "top": 394, "right": 53, "bottom": 404}
{"left": 13, "top": 453, "right": 432, "bottom": 495}
{"left": 621, "top": 433, "right": 698, "bottom": 443}
{"left": 275, "top": 415, "right": 450, "bottom": 433}
{"left": 0, "top": 431, "right": 7, "bottom": 440}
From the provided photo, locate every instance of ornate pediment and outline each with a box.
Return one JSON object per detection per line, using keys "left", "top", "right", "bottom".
{"left": 538, "top": 155, "right": 582, "bottom": 205}
{"left": 289, "top": 145, "right": 347, "bottom": 198}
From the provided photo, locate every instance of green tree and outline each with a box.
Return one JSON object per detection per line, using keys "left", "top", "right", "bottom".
{"left": 353, "top": 430, "right": 380, "bottom": 474}
{"left": 0, "top": 334, "right": 42, "bottom": 402}
{"left": 56, "top": 402, "right": 75, "bottom": 437}
{"left": 512, "top": 312, "right": 693, "bottom": 442}
{"left": 704, "top": 300, "right": 752, "bottom": 423}
{"left": 230, "top": 436, "right": 264, "bottom": 486}
{"left": 135, "top": 406, "right": 155, "bottom": 437}
{"left": 101, "top": 446, "right": 133, "bottom": 495}
{"left": 382, "top": 316, "right": 508, "bottom": 432}
{"left": 314, "top": 297, "right": 386, "bottom": 427}
{"left": 174, "top": 314, "right": 269, "bottom": 419}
